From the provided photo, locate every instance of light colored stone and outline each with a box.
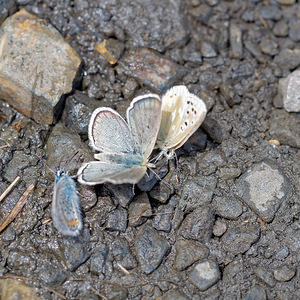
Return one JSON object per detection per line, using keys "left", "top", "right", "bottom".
{"left": 278, "top": 70, "right": 300, "bottom": 112}
{"left": 0, "top": 9, "right": 82, "bottom": 124}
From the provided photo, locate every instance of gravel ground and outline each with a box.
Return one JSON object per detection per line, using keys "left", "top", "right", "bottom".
{"left": 0, "top": 0, "right": 300, "bottom": 299}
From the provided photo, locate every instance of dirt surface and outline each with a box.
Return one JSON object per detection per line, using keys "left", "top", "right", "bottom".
{"left": 0, "top": 0, "right": 300, "bottom": 299}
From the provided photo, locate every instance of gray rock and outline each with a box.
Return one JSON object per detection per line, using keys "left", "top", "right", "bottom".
{"left": 179, "top": 175, "right": 217, "bottom": 211}
{"left": 46, "top": 122, "right": 92, "bottom": 175}
{"left": 200, "top": 40, "right": 217, "bottom": 58}
{"left": 219, "top": 167, "right": 241, "bottom": 180}
{"left": 134, "top": 225, "right": 170, "bottom": 274}
{"left": 179, "top": 206, "right": 214, "bottom": 242}
{"left": 0, "top": 0, "right": 16, "bottom": 25}
{"left": 128, "top": 192, "right": 152, "bottom": 227}
{"left": 110, "top": 0, "right": 189, "bottom": 52}
{"left": 152, "top": 206, "right": 173, "bottom": 232}
{"left": 137, "top": 160, "right": 169, "bottom": 192}
{"left": 232, "top": 62, "right": 255, "bottom": 79}
{"left": 58, "top": 226, "right": 90, "bottom": 271}
{"left": 174, "top": 239, "right": 209, "bottom": 271}
{"left": 189, "top": 260, "right": 221, "bottom": 291}
{"left": 162, "top": 289, "right": 188, "bottom": 300}
{"left": 106, "top": 184, "right": 135, "bottom": 208}
{"left": 106, "top": 209, "right": 127, "bottom": 232}
{"left": 189, "top": 4, "right": 212, "bottom": 25}
{"left": 278, "top": 70, "right": 300, "bottom": 112}
{"left": 62, "top": 91, "right": 100, "bottom": 138}
{"left": 229, "top": 23, "right": 243, "bottom": 59}
{"left": 90, "top": 244, "right": 108, "bottom": 277}
{"left": 2, "top": 227, "right": 16, "bottom": 242}
{"left": 3, "top": 151, "right": 32, "bottom": 182}
{"left": 254, "top": 266, "right": 276, "bottom": 287}
{"left": 149, "top": 181, "right": 174, "bottom": 204}
{"left": 258, "top": 5, "right": 281, "bottom": 20}
{"left": 235, "top": 161, "right": 291, "bottom": 222}
{"left": 221, "top": 224, "right": 260, "bottom": 255}
{"left": 205, "top": 0, "right": 219, "bottom": 6}
{"left": 213, "top": 196, "right": 243, "bottom": 220}
{"left": 112, "top": 238, "right": 137, "bottom": 270}
{"left": 273, "top": 265, "right": 296, "bottom": 282}
{"left": 212, "top": 219, "right": 227, "bottom": 237}
{"left": 121, "top": 78, "right": 139, "bottom": 100}
{"left": 38, "top": 257, "right": 68, "bottom": 285}
{"left": 269, "top": 109, "right": 300, "bottom": 148}
{"left": 259, "top": 39, "right": 279, "bottom": 56}
{"left": 273, "top": 246, "right": 289, "bottom": 260}
{"left": 277, "top": 0, "right": 295, "bottom": 4}
{"left": 0, "top": 9, "right": 82, "bottom": 124}
{"left": 202, "top": 116, "right": 230, "bottom": 144}
{"left": 183, "top": 128, "right": 207, "bottom": 153}
{"left": 242, "top": 286, "right": 266, "bottom": 300}
{"left": 244, "top": 40, "right": 265, "bottom": 63}
{"left": 182, "top": 42, "right": 203, "bottom": 65}
{"left": 116, "top": 48, "right": 187, "bottom": 94}
{"left": 7, "top": 250, "right": 36, "bottom": 276}
{"left": 274, "top": 49, "right": 300, "bottom": 70}
{"left": 273, "top": 20, "right": 289, "bottom": 37}
{"left": 289, "top": 20, "right": 300, "bottom": 42}
{"left": 78, "top": 185, "right": 97, "bottom": 212}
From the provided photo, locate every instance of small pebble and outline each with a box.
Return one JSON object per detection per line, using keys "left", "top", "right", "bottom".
{"left": 213, "top": 219, "right": 227, "bottom": 237}
{"left": 128, "top": 192, "right": 152, "bottom": 227}
{"left": 134, "top": 225, "right": 170, "bottom": 274}
{"left": 106, "top": 209, "right": 127, "bottom": 232}
{"left": 189, "top": 260, "right": 221, "bottom": 291}
{"left": 242, "top": 286, "right": 266, "bottom": 300}
{"left": 90, "top": 244, "right": 108, "bottom": 277}
{"left": 254, "top": 266, "right": 276, "bottom": 287}
{"left": 273, "top": 20, "right": 289, "bottom": 37}
{"left": 116, "top": 48, "right": 187, "bottom": 94}
{"left": 174, "top": 239, "right": 209, "bottom": 271}
{"left": 229, "top": 23, "right": 243, "bottom": 59}
{"left": 273, "top": 265, "right": 296, "bottom": 282}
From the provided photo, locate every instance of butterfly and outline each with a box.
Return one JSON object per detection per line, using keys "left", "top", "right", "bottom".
{"left": 52, "top": 168, "right": 82, "bottom": 236}
{"left": 77, "top": 94, "right": 162, "bottom": 185}
{"left": 155, "top": 85, "right": 207, "bottom": 158}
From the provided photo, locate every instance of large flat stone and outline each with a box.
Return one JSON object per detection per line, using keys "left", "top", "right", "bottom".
{"left": 235, "top": 161, "right": 291, "bottom": 222}
{"left": 0, "top": 9, "right": 82, "bottom": 124}
{"left": 117, "top": 48, "right": 187, "bottom": 93}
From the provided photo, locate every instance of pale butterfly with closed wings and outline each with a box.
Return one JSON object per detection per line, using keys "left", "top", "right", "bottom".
{"left": 77, "top": 94, "right": 162, "bottom": 185}
{"left": 155, "top": 85, "right": 207, "bottom": 159}
{"left": 52, "top": 168, "right": 82, "bottom": 236}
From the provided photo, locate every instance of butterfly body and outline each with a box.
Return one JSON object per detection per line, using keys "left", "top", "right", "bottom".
{"left": 52, "top": 169, "right": 82, "bottom": 236}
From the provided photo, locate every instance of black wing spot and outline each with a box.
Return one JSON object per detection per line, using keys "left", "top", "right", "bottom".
{"left": 184, "top": 121, "right": 188, "bottom": 126}
{"left": 194, "top": 110, "right": 197, "bottom": 114}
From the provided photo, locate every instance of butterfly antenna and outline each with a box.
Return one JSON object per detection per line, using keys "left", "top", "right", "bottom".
{"left": 148, "top": 167, "right": 173, "bottom": 189}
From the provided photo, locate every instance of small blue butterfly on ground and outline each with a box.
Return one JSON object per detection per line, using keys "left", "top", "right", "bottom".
{"left": 52, "top": 168, "right": 82, "bottom": 236}
{"left": 77, "top": 94, "right": 162, "bottom": 185}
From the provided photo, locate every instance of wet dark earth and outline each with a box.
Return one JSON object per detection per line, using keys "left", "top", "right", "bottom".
{"left": 0, "top": 0, "right": 300, "bottom": 299}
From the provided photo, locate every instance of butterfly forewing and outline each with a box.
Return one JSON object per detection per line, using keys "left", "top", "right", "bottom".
{"left": 52, "top": 172, "right": 82, "bottom": 236}
{"left": 77, "top": 160, "right": 147, "bottom": 185}
{"left": 89, "top": 108, "right": 135, "bottom": 153}
{"left": 127, "top": 94, "right": 162, "bottom": 160}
